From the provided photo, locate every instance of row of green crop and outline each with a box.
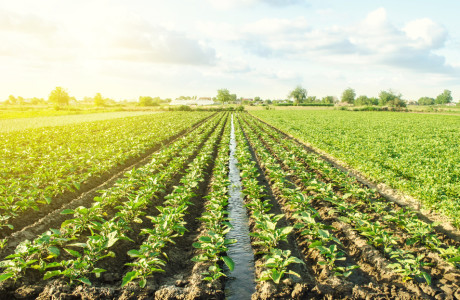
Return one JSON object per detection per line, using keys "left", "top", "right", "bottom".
{"left": 244, "top": 114, "right": 460, "bottom": 270}
{"left": 234, "top": 116, "right": 303, "bottom": 284}
{"left": 0, "top": 113, "right": 224, "bottom": 286}
{"left": 238, "top": 115, "right": 359, "bottom": 278}
{"left": 242, "top": 113, "right": 460, "bottom": 284}
{"left": 121, "top": 114, "right": 228, "bottom": 287}
{"left": 0, "top": 111, "right": 212, "bottom": 230}
{"left": 192, "top": 119, "right": 236, "bottom": 283}
{"left": 251, "top": 110, "right": 460, "bottom": 227}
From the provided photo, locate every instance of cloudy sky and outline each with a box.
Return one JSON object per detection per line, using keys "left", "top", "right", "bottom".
{"left": 1, "top": 0, "right": 459, "bottom": 101}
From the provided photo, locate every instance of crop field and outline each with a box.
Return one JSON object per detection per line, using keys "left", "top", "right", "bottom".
{"left": 0, "top": 111, "right": 459, "bottom": 299}
{"left": 0, "top": 111, "right": 163, "bottom": 132}
{"left": 252, "top": 110, "right": 460, "bottom": 227}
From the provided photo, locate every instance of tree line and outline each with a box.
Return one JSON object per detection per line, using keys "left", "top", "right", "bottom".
{"left": 288, "top": 86, "right": 455, "bottom": 107}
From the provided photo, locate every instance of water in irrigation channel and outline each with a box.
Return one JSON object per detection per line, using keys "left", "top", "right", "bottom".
{"left": 225, "top": 114, "right": 256, "bottom": 300}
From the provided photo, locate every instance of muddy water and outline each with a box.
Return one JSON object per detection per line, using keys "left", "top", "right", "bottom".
{"left": 225, "top": 115, "right": 256, "bottom": 300}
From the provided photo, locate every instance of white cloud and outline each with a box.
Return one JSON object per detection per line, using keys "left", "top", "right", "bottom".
{"left": 219, "top": 57, "right": 252, "bottom": 73}
{"left": 0, "top": 8, "right": 216, "bottom": 66}
{"left": 234, "top": 7, "right": 458, "bottom": 75}
{"left": 207, "top": 0, "right": 307, "bottom": 9}
{"left": 195, "top": 21, "right": 241, "bottom": 41}
{"left": 207, "top": 0, "right": 256, "bottom": 10}
{"left": 404, "top": 18, "right": 447, "bottom": 49}
{"left": 242, "top": 17, "right": 308, "bottom": 36}
{"left": 0, "top": 9, "right": 57, "bottom": 35}
{"left": 362, "top": 7, "right": 388, "bottom": 28}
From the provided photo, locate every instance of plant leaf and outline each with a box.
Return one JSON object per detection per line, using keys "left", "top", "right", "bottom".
{"left": 121, "top": 271, "right": 137, "bottom": 287}
{"left": 222, "top": 256, "right": 234, "bottom": 271}
{"left": 44, "top": 270, "right": 61, "bottom": 280}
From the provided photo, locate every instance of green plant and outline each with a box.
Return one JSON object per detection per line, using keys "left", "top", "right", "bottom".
{"left": 311, "top": 244, "right": 345, "bottom": 268}
{"left": 332, "top": 265, "right": 360, "bottom": 277}
{"left": 250, "top": 213, "right": 293, "bottom": 251}
{"left": 258, "top": 249, "right": 304, "bottom": 284}
{"left": 388, "top": 251, "right": 432, "bottom": 285}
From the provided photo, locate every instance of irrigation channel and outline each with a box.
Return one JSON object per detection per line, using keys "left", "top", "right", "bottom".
{"left": 225, "top": 114, "right": 256, "bottom": 299}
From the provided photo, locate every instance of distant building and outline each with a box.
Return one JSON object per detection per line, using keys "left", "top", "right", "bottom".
{"left": 170, "top": 97, "right": 216, "bottom": 106}
{"left": 196, "top": 97, "right": 215, "bottom": 106}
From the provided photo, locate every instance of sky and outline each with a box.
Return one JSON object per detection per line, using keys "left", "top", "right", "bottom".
{"left": 1, "top": 0, "right": 460, "bottom": 101}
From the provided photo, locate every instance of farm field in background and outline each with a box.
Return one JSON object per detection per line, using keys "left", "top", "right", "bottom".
{"left": 0, "top": 110, "right": 458, "bottom": 299}
{"left": 252, "top": 110, "right": 460, "bottom": 227}
{"left": 0, "top": 111, "right": 162, "bottom": 132}
{"left": 0, "top": 111, "right": 211, "bottom": 233}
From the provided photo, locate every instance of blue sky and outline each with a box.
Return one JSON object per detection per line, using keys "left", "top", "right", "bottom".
{"left": 1, "top": 0, "right": 459, "bottom": 101}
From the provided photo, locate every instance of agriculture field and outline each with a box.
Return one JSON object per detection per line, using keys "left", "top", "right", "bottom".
{"left": 252, "top": 110, "right": 460, "bottom": 227}
{"left": 0, "top": 112, "right": 458, "bottom": 299}
{"left": 0, "top": 111, "right": 162, "bottom": 132}
{"left": 0, "top": 111, "right": 212, "bottom": 234}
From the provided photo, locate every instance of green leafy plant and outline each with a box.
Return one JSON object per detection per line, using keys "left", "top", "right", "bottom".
{"left": 258, "top": 249, "right": 304, "bottom": 284}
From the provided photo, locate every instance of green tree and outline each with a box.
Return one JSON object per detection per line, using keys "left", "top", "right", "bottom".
{"left": 254, "top": 96, "right": 261, "bottom": 102}
{"left": 435, "top": 90, "right": 452, "bottom": 105}
{"left": 289, "top": 85, "right": 307, "bottom": 105}
{"left": 216, "top": 88, "right": 231, "bottom": 105}
{"left": 341, "top": 88, "right": 356, "bottom": 104}
{"left": 321, "top": 96, "right": 335, "bottom": 104}
{"left": 8, "top": 95, "right": 17, "bottom": 105}
{"left": 354, "top": 95, "right": 369, "bottom": 106}
{"left": 378, "top": 90, "right": 401, "bottom": 106}
{"left": 49, "top": 87, "right": 70, "bottom": 106}
{"left": 306, "top": 96, "right": 317, "bottom": 103}
{"left": 94, "top": 93, "right": 105, "bottom": 106}
{"left": 369, "top": 97, "right": 379, "bottom": 105}
{"left": 139, "top": 96, "right": 159, "bottom": 106}
{"left": 388, "top": 98, "right": 406, "bottom": 108}
{"left": 418, "top": 97, "right": 435, "bottom": 106}
{"left": 230, "top": 94, "right": 237, "bottom": 103}
{"left": 17, "top": 96, "right": 25, "bottom": 105}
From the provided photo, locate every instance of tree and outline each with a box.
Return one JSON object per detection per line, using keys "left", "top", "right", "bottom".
{"left": 321, "top": 96, "right": 335, "bottom": 104}
{"left": 289, "top": 86, "right": 307, "bottom": 105}
{"left": 418, "top": 97, "right": 435, "bottom": 106}
{"left": 341, "top": 88, "right": 356, "bottom": 104}
{"left": 369, "top": 97, "right": 379, "bottom": 105}
{"left": 435, "top": 89, "right": 452, "bottom": 105}
{"left": 139, "top": 96, "right": 159, "bottom": 106}
{"left": 354, "top": 95, "right": 369, "bottom": 106}
{"left": 254, "top": 96, "right": 261, "bottom": 102}
{"left": 388, "top": 98, "right": 406, "bottom": 108}
{"left": 7, "top": 95, "right": 17, "bottom": 105}
{"left": 378, "top": 90, "right": 401, "bottom": 106}
{"left": 306, "top": 96, "right": 317, "bottom": 103}
{"left": 216, "top": 88, "right": 231, "bottom": 105}
{"left": 48, "top": 87, "right": 70, "bottom": 106}
{"left": 230, "top": 94, "right": 237, "bottom": 103}
{"left": 354, "top": 95, "right": 378, "bottom": 106}
{"left": 17, "top": 96, "right": 25, "bottom": 105}
{"left": 94, "top": 93, "right": 105, "bottom": 106}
